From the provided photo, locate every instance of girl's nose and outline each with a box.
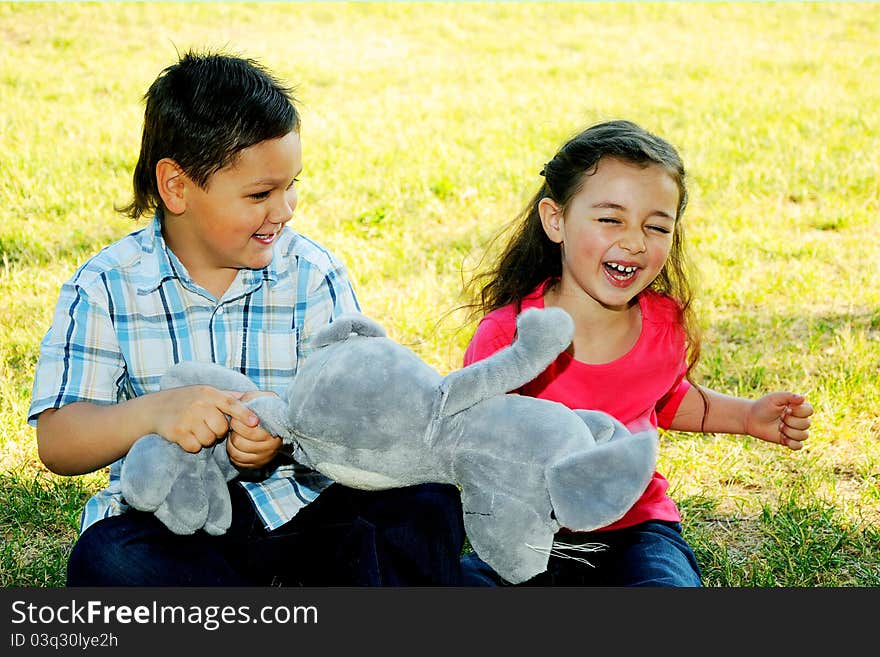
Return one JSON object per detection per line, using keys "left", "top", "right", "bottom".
{"left": 618, "top": 228, "right": 646, "bottom": 253}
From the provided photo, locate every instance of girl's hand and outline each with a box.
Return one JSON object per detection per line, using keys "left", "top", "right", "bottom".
{"left": 227, "top": 390, "right": 283, "bottom": 469}
{"left": 745, "top": 392, "right": 814, "bottom": 450}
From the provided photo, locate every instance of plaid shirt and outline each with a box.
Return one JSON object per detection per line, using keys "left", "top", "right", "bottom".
{"left": 29, "top": 215, "right": 360, "bottom": 534}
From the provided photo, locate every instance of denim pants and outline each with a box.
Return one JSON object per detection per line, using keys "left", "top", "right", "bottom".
{"left": 67, "top": 482, "right": 465, "bottom": 586}
{"left": 461, "top": 520, "right": 702, "bottom": 587}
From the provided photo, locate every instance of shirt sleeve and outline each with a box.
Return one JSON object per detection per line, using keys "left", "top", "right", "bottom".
{"left": 463, "top": 315, "right": 516, "bottom": 366}
{"left": 298, "top": 253, "right": 361, "bottom": 362}
{"left": 655, "top": 361, "right": 692, "bottom": 430}
{"left": 28, "top": 275, "right": 127, "bottom": 426}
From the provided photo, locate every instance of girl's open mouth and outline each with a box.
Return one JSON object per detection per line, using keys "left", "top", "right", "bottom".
{"left": 603, "top": 262, "right": 639, "bottom": 286}
{"left": 604, "top": 261, "right": 637, "bottom": 278}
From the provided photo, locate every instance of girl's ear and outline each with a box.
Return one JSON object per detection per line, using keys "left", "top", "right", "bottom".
{"left": 155, "top": 158, "right": 187, "bottom": 215}
{"left": 538, "top": 198, "right": 564, "bottom": 244}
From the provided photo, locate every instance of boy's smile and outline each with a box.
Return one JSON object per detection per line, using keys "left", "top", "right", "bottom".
{"left": 252, "top": 231, "right": 281, "bottom": 245}
{"left": 161, "top": 130, "right": 303, "bottom": 298}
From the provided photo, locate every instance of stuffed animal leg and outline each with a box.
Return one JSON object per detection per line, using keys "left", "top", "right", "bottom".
{"left": 439, "top": 307, "right": 574, "bottom": 415}
{"left": 121, "top": 438, "right": 235, "bottom": 535}
{"left": 120, "top": 364, "right": 258, "bottom": 535}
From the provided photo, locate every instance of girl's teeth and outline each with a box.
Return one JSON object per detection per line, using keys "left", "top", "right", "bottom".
{"left": 606, "top": 263, "right": 636, "bottom": 274}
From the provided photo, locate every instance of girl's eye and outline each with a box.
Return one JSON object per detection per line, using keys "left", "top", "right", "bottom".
{"left": 647, "top": 225, "right": 672, "bottom": 234}
{"left": 286, "top": 177, "right": 300, "bottom": 190}
{"left": 598, "top": 217, "right": 621, "bottom": 224}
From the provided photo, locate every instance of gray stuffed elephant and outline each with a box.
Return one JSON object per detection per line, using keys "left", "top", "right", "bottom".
{"left": 121, "top": 307, "right": 657, "bottom": 584}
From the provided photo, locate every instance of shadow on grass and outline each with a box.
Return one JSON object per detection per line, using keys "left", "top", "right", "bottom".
{"left": 0, "top": 469, "right": 92, "bottom": 587}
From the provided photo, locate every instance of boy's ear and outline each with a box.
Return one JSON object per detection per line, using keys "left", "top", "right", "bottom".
{"left": 155, "top": 158, "right": 187, "bottom": 215}
{"left": 538, "top": 198, "right": 564, "bottom": 244}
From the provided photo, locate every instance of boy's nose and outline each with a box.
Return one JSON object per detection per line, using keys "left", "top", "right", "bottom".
{"left": 270, "top": 197, "right": 295, "bottom": 224}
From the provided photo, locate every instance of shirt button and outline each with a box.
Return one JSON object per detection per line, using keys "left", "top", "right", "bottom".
{"left": 215, "top": 307, "right": 224, "bottom": 316}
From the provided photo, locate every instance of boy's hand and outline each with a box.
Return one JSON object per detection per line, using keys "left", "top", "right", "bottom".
{"left": 227, "top": 390, "right": 283, "bottom": 469}
{"left": 154, "top": 385, "right": 259, "bottom": 454}
{"left": 745, "top": 392, "right": 814, "bottom": 450}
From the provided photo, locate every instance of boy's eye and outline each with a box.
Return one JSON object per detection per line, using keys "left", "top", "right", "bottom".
{"left": 249, "top": 178, "right": 299, "bottom": 200}
{"left": 647, "top": 225, "right": 672, "bottom": 234}
{"left": 598, "top": 217, "right": 621, "bottom": 224}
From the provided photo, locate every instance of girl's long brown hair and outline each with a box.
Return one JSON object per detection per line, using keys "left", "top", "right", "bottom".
{"left": 464, "top": 120, "right": 703, "bottom": 384}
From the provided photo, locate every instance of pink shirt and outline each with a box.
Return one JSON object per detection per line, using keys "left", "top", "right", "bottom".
{"left": 463, "top": 280, "right": 690, "bottom": 531}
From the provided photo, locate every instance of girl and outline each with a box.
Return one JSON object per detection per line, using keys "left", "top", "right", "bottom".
{"left": 459, "top": 120, "right": 813, "bottom": 586}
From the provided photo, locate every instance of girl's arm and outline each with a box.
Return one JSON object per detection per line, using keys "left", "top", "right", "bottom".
{"left": 669, "top": 385, "right": 813, "bottom": 450}
{"left": 37, "top": 386, "right": 261, "bottom": 476}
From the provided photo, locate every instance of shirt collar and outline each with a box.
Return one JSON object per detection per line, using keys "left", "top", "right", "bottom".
{"left": 134, "top": 214, "right": 180, "bottom": 295}
{"left": 135, "top": 212, "right": 279, "bottom": 299}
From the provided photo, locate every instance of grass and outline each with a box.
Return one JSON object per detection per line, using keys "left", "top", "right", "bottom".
{"left": 1, "top": 2, "right": 878, "bottom": 587}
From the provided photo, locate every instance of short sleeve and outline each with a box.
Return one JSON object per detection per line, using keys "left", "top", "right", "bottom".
{"left": 463, "top": 314, "right": 516, "bottom": 366}
{"left": 29, "top": 276, "right": 127, "bottom": 425}
{"left": 655, "top": 362, "right": 691, "bottom": 429}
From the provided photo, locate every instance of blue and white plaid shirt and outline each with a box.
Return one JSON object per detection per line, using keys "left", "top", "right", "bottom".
{"left": 29, "top": 214, "right": 360, "bottom": 534}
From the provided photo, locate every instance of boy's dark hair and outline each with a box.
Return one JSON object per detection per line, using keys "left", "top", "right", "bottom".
{"left": 120, "top": 49, "right": 300, "bottom": 220}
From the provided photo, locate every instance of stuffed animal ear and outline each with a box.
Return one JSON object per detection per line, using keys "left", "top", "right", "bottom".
{"left": 546, "top": 429, "right": 658, "bottom": 531}
{"left": 307, "top": 313, "right": 387, "bottom": 349}
{"left": 571, "top": 409, "right": 631, "bottom": 444}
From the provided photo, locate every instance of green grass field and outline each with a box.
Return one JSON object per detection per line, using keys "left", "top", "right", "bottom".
{"left": 1, "top": 2, "right": 878, "bottom": 587}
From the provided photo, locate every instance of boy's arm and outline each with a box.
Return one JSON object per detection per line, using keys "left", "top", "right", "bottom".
{"left": 669, "top": 385, "right": 813, "bottom": 450}
{"left": 37, "top": 386, "right": 261, "bottom": 476}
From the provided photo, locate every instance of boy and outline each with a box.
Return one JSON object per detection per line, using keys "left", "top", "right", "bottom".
{"left": 29, "top": 50, "right": 465, "bottom": 586}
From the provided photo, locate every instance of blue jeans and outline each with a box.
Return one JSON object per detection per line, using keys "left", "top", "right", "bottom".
{"left": 67, "top": 482, "right": 465, "bottom": 586}
{"left": 461, "top": 520, "right": 702, "bottom": 587}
